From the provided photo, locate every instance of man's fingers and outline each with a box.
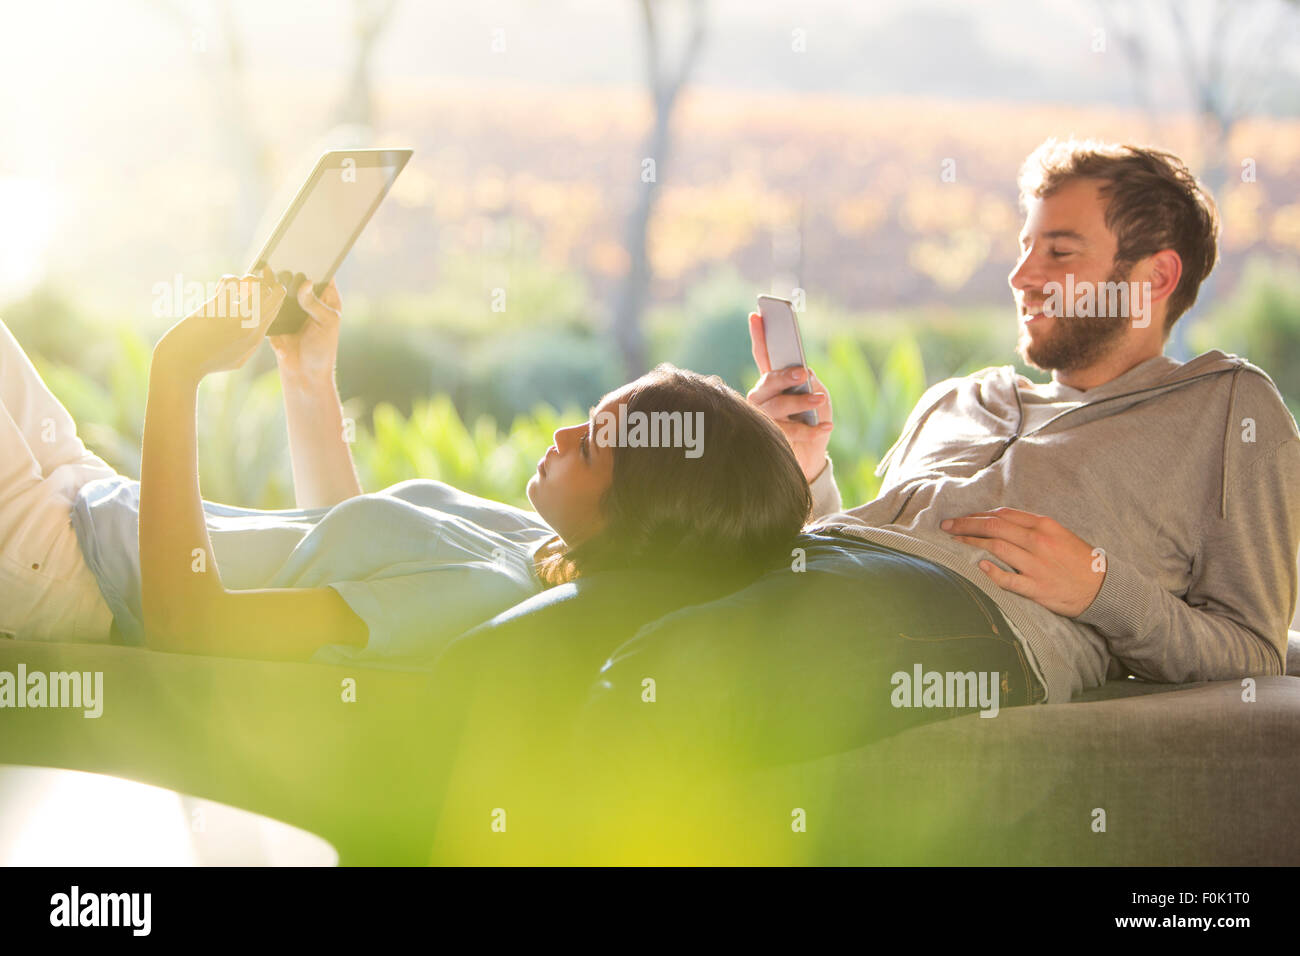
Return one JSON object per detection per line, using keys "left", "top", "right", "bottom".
{"left": 756, "top": 390, "right": 827, "bottom": 422}
{"left": 977, "top": 559, "right": 1037, "bottom": 598}
{"left": 806, "top": 369, "right": 832, "bottom": 420}
{"left": 944, "top": 516, "right": 1036, "bottom": 551}
{"left": 950, "top": 533, "right": 1037, "bottom": 572}
{"left": 942, "top": 514, "right": 1037, "bottom": 550}
{"left": 951, "top": 508, "right": 1041, "bottom": 528}
{"left": 747, "top": 365, "right": 810, "bottom": 403}
{"left": 771, "top": 417, "right": 831, "bottom": 444}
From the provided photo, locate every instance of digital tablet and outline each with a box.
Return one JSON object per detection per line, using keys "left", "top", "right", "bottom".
{"left": 247, "top": 148, "right": 412, "bottom": 334}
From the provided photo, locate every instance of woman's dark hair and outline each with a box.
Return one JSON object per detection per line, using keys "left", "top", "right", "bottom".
{"left": 535, "top": 363, "right": 812, "bottom": 585}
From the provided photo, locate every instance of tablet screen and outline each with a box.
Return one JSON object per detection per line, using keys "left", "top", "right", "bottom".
{"left": 249, "top": 149, "right": 411, "bottom": 287}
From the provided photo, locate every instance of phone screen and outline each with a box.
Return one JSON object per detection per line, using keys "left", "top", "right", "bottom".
{"left": 757, "top": 295, "right": 817, "bottom": 426}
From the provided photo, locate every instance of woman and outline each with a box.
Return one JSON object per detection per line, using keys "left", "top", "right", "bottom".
{"left": 0, "top": 270, "right": 811, "bottom": 667}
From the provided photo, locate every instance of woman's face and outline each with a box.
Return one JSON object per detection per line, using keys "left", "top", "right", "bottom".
{"left": 526, "top": 388, "right": 623, "bottom": 545}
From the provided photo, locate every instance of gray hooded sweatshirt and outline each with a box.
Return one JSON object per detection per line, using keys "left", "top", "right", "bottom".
{"left": 807, "top": 349, "right": 1300, "bottom": 703}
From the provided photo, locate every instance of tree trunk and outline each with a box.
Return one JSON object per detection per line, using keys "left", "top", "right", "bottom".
{"left": 611, "top": 0, "right": 706, "bottom": 379}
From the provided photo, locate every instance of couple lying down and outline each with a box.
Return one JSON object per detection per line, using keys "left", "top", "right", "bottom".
{"left": 6, "top": 273, "right": 1047, "bottom": 771}
{"left": 1, "top": 267, "right": 1036, "bottom": 735}
{"left": 4, "top": 139, "right": 1298, "bottom": 723}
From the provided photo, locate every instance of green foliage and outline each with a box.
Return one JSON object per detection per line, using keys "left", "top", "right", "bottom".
{"left": 1, "top": 285, "right": 100, "bottom": 368}
{"left": 35, "top": 323, "right": 297, "bottom": 508}
{"left": 336, "top": 323, "right": 452, "bottom": 419}
{"left": 31, "top": 324, "right": 149, "bottom": 479}
{"left": 14, "top": 284, "right": 939, "bottom": 515}
{"left": 32, "top": 320, "right": 575, "bottom": 511}
{"left": 665, "top": 267, "right": 761, "bottom": 390}
{"left": 809, "top": 336, "right": 929, "bottom": 506}
{"left": 194, "top": 367, "right": 296, "bottom": 509}
{"left": 464, "top": 328, "right": 622, "bottom": 425}
{"left": 352, "top": 397, "right": 576, "bottom": 509}
{"left": 380, "top": 249, "right": 597, "bottom": 335}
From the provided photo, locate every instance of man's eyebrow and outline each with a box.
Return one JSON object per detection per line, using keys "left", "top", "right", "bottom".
{"left": 1020, "top": 229, "right": 1088, "bottom": 247}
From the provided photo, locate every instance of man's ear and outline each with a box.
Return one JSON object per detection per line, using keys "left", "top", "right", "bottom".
{"left": 1144, "top": 249, "right": 1183, "bottom": 308}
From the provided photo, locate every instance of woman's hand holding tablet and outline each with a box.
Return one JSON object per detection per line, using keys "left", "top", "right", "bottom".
{"left": 267, "top": 278, "right": 345, "bottom": 386}
{"left": 246, "top": 148, "right": 412, "bottom": 335}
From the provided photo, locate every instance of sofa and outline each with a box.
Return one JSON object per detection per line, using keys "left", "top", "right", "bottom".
{"left": 2, "top": 531, "right": 1297, "bottom": 865}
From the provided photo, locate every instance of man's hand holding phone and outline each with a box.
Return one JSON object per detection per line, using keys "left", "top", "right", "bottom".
{"left": 746, "top": 306, "right": 834, "bottom": 484}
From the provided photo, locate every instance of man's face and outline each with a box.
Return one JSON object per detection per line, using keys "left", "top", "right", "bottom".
{"left": 1008, "top": 177, "right": 1132, "bottom": 374}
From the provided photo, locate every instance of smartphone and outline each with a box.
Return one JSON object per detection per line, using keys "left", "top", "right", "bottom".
{"left": 757, "top": 294, "right": 817, "bottom": 426}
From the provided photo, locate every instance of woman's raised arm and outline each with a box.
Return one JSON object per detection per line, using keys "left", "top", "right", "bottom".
{"left": 139, "top": 272, "right": 368, "bottom": 660}
{"left": 268, "top": 279, "right": 365, "bottom": 509}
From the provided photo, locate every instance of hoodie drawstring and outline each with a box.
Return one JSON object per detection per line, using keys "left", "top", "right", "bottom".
{"left": 1220, "top": 367, "right": 1243, "bottom": 519}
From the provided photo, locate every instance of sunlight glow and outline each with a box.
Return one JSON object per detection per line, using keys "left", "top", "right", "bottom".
{"left": 0, "top": 177, "right": 59, "bottom": 300}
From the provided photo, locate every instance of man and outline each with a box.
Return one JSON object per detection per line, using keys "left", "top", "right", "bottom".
{"left": 747, "top": 137, "right": 1300, "bottom": 703}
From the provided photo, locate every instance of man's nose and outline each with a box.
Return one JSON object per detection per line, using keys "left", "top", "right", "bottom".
{"left": 1008, "top": 252, "right": 1042, "bottom": 294}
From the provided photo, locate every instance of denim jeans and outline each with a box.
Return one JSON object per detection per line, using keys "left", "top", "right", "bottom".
{"left": 575, "top": 529, "right": 1048, "bottom": 776}
{"left": 424, "top": 531, "right": 1049, "bottom": 861}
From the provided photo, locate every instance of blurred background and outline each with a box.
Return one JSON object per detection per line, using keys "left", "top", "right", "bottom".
{"left": 1, "top": 0, "right": 1298, "bottom": 510}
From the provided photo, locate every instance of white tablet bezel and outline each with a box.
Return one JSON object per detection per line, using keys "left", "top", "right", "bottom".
{"left": 246, "top": 147, "right": 413, "bottom": 288}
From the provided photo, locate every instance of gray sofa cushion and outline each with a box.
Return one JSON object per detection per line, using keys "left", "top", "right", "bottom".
{"left": 717, "top": 675, "right": 1300, "bottom": 866}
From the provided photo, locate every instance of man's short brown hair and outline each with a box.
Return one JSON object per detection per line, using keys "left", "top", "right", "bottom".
{"left": 1017, "top": 138, "right": 1220, "bottom": 334}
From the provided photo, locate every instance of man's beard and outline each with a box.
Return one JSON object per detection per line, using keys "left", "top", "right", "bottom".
{"left": 1018, "top": 264, "right": 1133, "bottom": 373}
